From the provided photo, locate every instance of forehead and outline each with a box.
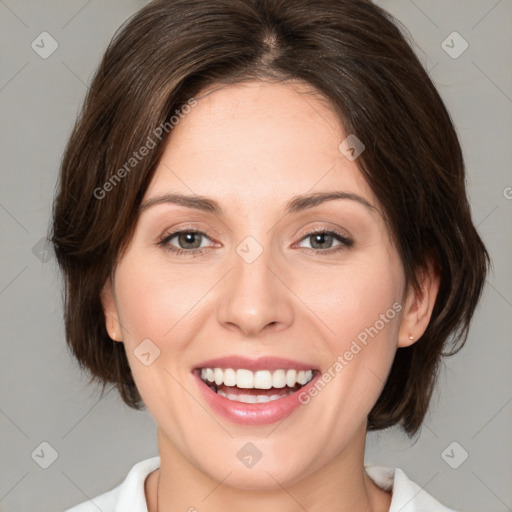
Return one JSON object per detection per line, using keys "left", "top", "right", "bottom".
{"left": 144, "top": 80, "right": 376, "bottom": 210}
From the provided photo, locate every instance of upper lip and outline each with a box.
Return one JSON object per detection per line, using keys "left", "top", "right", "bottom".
{"left": 193, "top": 356, "right": 318, "bottom": 372}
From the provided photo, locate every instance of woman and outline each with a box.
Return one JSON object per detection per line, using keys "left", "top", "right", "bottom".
{"left": 51, "top": 0, "right": 489, "bottom": 510}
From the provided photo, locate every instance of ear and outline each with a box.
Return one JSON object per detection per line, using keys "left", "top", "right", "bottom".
{"left": 398, "top": 258, "right": 440, "bottom": 348}
{"left": 100, "top": 275, "right": 122, "bottom": 342}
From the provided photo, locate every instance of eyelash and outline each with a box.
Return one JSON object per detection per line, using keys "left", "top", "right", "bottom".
{"left": 156, "top": 227, "right": 353, "bottom": 258}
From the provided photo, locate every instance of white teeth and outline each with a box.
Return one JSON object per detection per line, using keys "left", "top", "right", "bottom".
{"left": 272, "top": 369, "right": 286, "bottom": 388}
{"left": 254, "top": 370, "right": 272, "bottom": 389}
{"left": 236, "top": 369, "right": 254, "bottom": 389}
{"left": 224, "top": 368, "right": 237, "bottom": 387}
{"left": 286, "top": 369, "right": 297, "bottom": 387}
{"left": 200, "top": 367, "right": 314, "bottom": 389}
{"left": 217, "top": 389, "right": 294, "bottom": 403}
{"left": 297, "top": 370, "right": 309, "bottom": 385}
{"left": 214, "top": 367, "right": 223, "bottom": 385}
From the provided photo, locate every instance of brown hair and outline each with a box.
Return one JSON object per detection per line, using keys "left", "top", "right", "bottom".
{"left": 50, "top": 0, "right": 489, "bottom": 436}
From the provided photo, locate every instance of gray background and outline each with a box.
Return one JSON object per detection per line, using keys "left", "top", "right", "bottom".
{"left": 0, "top": 1, "right": 511, "bottom": 511}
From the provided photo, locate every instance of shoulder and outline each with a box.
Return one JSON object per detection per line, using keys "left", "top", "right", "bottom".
{"left": 365, "top": 463, "right": 460, "bottom": 511}
{"left": 61, "top": 456, "right": 161, "bottom": 512}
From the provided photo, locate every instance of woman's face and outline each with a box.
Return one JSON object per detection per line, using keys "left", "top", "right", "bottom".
{"left": 103, "top": 80, "right": 417, "bottom": 488}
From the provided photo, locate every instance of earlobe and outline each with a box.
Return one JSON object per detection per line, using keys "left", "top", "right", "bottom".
{"left": 100, "top": 276, "right": 122, "bottom": 342}
{"left": 398, "top": 259, "right": 440, "bottom": 348}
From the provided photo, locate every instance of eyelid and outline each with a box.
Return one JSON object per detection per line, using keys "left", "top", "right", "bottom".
{"left": 292, "top": 222, "right": 353, "bottom": 243}
{"left": 293, "top": 227, "right": 354, "bottom": 250}
{"left": 157, "top": 227, "right": 217, "bottom": 248}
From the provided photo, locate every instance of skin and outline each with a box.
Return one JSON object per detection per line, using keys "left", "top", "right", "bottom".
{"left": 101, "top": 80, "right": 440, "bottom": 512}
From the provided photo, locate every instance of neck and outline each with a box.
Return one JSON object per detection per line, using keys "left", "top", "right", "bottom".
{"left": 146, "top": 425, "right": 391, "bottom": 512}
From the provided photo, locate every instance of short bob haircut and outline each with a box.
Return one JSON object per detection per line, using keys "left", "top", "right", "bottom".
{"left": 50, "top": 0, "right": 489, "bottom": 437}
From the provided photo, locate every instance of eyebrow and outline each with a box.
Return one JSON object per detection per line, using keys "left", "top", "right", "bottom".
{"left": 139, "top": 191, "right": 376, "bottom": 216}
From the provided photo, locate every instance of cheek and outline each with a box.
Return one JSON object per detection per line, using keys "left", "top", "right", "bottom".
{"left": 299, "top": 252, "right": 404, "bottom": 347}
{"left": 293, "top": 251, "right": 404, "bottom": 413}
{"left": 111, "top": 257, "right": 214, "bottom": 405}
{"left": 113, "top": 257, "right": 211, "bottom": 345}
{"left": 112, "top": 259, "right": 206, "bottom": 419}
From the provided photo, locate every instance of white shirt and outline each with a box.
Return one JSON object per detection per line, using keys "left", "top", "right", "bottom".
{"left": 62, "top": 456, "right": 458, "bottom": 512}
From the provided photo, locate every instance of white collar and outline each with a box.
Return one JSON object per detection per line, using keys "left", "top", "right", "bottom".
{"left": 364, "top": 462, "right": 457, "bottom": 511}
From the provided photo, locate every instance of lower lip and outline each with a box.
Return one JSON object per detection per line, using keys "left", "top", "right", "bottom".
{"left": 193, "top": 371, "right": 320, "bottom": 425}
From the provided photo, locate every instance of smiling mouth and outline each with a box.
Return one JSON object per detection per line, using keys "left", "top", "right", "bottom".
{"left": 194, "top": 367, "right": 317, "bottom": 404}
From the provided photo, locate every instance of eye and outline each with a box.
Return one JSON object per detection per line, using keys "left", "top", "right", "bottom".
{"left": 296, "top": 229, "right": 353, "bottom": 253}
{"left": 156, "top": 227, "right": 353, "bottom": 257}
{"left": 157, "top": 229, "right": 215, "bottom": 256}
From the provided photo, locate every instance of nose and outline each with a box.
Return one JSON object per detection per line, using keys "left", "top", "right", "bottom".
{"left": 216, "top": 244, "right": 295, "bottom": 338}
